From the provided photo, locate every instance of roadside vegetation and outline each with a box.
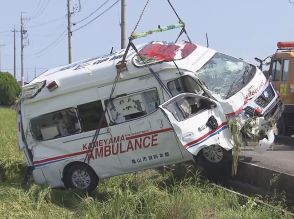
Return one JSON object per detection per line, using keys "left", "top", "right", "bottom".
{"left": 0, "top": 108, "right": 292, "bottom": 219}
{"left": 0, "top": 72, "right": 21, "bottom": 106}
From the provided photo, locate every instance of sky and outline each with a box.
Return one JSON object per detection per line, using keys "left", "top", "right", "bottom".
{"left": 0, "top": 0, "right": 293, "bottom": 83}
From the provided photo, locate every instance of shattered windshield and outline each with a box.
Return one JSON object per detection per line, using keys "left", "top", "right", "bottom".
{"left": 196, "top": 53, "right": 255, "bottom": 99}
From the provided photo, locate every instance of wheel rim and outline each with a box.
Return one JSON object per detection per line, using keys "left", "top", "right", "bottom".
{"left": 202, "top": 145, "right": 224, "bottom": 163}
{"left": 71, "top": 169, "right": 91, "bottom": 189}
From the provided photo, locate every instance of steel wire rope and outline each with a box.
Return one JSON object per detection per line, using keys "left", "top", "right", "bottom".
{"left": 30, "top": 30, "right": 67, "bottom": 56}
{"left": 130, "top": 42, "right": 171, "bottom": 96}
{"left": 83, "top": 72, "right": 121, "bottom": 164}
{"left": 167, "top": 0, "right": 192, "bottom": 42}
{"left": 72, "top": 0, "right": 120, "bottom": 32}
{"left": 130, "top": 0, "right": 151, "bottom": 35}
{"left": 73, "top": 0, "right": 112, "bottom": 25}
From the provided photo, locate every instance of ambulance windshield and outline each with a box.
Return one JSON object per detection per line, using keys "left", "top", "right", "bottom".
{"left": 197, "top": 53, "right": 255, "bottom": 99}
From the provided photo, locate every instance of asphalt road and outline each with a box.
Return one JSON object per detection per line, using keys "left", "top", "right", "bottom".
{"left": 240, "top": 136, "right": 294, "bottom": 175}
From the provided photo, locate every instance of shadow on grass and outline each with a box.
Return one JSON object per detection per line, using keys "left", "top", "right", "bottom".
{"left": 0, "top": 159, "right": 26, "bottom": 184}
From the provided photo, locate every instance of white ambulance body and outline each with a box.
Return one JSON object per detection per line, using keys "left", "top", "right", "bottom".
{"left": 17, "top": 41, "right": 282, "bottom": 191}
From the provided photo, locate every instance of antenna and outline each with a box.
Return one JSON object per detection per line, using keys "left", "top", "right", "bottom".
{"left": 206, "top": 33, "right": 209, "bottom": 48}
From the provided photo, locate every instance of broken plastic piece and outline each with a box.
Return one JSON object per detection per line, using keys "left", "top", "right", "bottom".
{"left": 254, "top": 129, "right": 275, "bottom": 154}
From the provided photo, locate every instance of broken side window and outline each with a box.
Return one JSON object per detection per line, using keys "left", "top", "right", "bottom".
{"left": 106, "top": 89, "right": 159, "bottom": 124}
{"left": 167, "top": 75, "right": 203, "bottom": 96}
{"left": 163, "top": 95, "right": 215, "bottom": 122}
{"left": 30, "top": 108, "right": 81, "bottom": 141}
{"left": 77, "top": 100, "right": 108, "bottom": 132}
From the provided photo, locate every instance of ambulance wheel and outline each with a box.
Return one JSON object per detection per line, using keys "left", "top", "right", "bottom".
{"left": 63, "top": 163, "right": 98, "bottom": 192}
{"left": 200, "top": 145, "right": 232, "bottom": 175}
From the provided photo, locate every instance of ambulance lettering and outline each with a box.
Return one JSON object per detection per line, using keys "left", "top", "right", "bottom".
{"left": 245, "top": 81, "right": 265, "bottom": 101}
{"left": 83, "top": 134, "right": 159, "bottom": 160}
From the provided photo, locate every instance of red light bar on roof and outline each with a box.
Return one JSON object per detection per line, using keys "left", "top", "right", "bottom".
{"left": 277, "top": 41, "right": 294, "bottom": 49}
{"left": 133, "top": 41, "right": 197, "bottom": 67}
{"left": 139, "top": 42, "right": 197, "bottom": 62}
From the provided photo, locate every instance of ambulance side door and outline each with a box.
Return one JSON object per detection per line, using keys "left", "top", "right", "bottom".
{"left": 105, "top": 86, "right": 184, "bottom": 172}
{"left": 159, "top": 93, "right": 233, "bottom": 156}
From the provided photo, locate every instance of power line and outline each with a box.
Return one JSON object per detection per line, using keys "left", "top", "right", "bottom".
{"left": 31, "top": 0, "right": 50, "bottom": 19}
{"left": 0, "top": 30, "right": 10, "bottom": 34}
{"left": 30, "top": 0, "right": 43, "bottom": 17}
{"left": 2, "top": 67, "right": 48, "bottom": 72}
{"left": 28, "top": 16, "right": 66, "bottom": 28}
{"left": 73, "top": 0, "right": 112, "bottom": 25}
{"left": 30, "top": 30, "right": 67, "bottom": 56}
{"left": 72, "top": 0, "right": 120, "bottom": 32}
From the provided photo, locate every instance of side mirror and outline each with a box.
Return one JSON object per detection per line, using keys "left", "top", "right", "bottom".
{"left": 255, "top": 57, "right": 262, "bottom": 63}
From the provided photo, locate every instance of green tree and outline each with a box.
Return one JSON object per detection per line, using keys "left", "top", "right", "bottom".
{"left": 0, "top": 72, "right": 21, "bottom": 106}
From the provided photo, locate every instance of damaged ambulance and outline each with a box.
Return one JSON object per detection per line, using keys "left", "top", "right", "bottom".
{"left": 17, "top": 40, "right": 283, "bottom": 191}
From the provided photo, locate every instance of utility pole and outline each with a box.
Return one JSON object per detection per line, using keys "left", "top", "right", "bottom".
{"left": 121, "top": 0, "right": 126, "bottom": 49}
{"left": 21, "top": 13, "right": 24, "bottom": 86}
{"left": 20, "top": 13, "right": 29, "bottom": 86}
{"left": 11, "top": 26, "right": 17, "bottom": 78}
{"left": 67, "top": 0, "right": 72, "bottom": 64}
{"left": 0, "top": 44, "right": 5, "bottom": 72}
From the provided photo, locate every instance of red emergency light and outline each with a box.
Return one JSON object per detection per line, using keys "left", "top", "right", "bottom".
{"left": 277, "top": 41, "right": 294, "bottom": 49}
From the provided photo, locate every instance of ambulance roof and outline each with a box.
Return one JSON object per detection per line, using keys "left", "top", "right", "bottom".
{"left": 25, "top": 41, "right": 215, "bottom": 101}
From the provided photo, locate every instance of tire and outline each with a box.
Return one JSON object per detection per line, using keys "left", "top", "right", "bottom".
{"left": 63, "top": 163, "right": 98, "bottom": 192}
{"left": 200, "top": 145, "right": 232, "bottom": 176}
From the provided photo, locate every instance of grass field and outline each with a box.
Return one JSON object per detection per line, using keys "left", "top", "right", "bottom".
{"left": 0, "top": 107, "right": 292, "bottom": 219}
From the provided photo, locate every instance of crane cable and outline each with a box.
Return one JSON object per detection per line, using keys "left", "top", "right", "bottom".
{"left": 167, "top": 0, "right": 192, "bottom": 43}
{"left": 83, "top": 72, "right": 121, "bottom": 165}
{"left": 81, "top": 0, "right": 154, "bottom": 170}
{"left": 131, "top": 0, "right": 151, "bottom": 36}
{"left": 81, "top": 0, "right": 190, "bottom": 178}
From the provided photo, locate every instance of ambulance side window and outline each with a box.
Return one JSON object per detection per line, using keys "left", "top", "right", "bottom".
{"left": 106, "top": 89, "right": 159, "bottom": 124}
{"left": 30, "top": 108, "right": 81, "bottom": 141}
{"left": 167, "top": 75, "right": 203, "bottom": 96}
{"left": 77, "top": 100, "right": 108, "bottom": 132}
{"left": 163, "top": 95, "right": 215, "bottom": 122}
